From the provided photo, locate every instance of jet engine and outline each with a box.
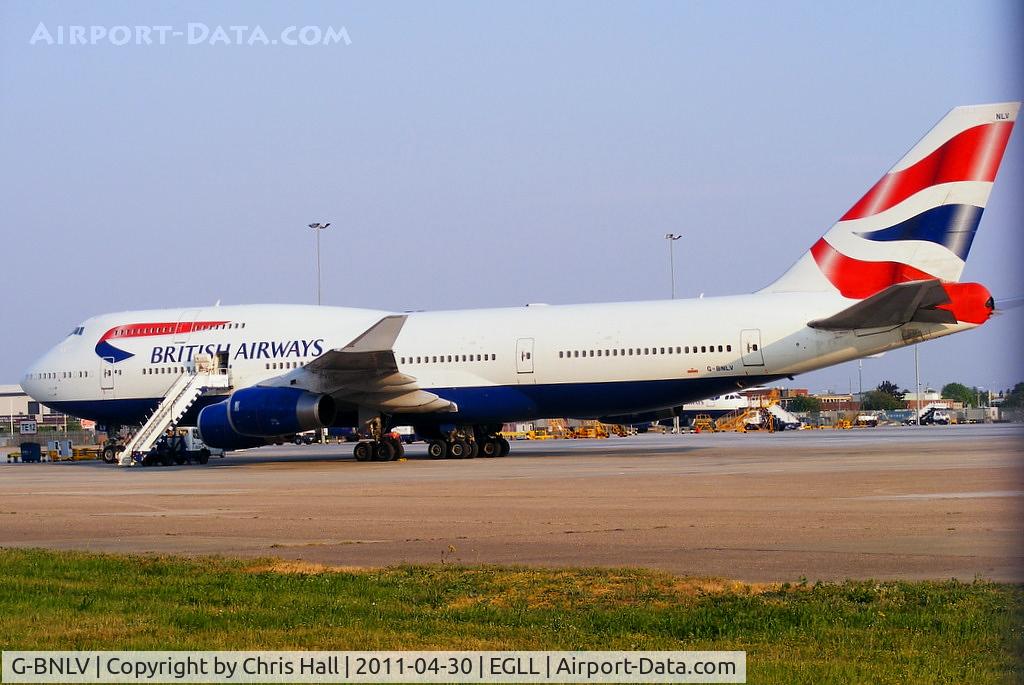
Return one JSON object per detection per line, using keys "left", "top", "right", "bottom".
{"left": 197, "top": 387, "right": 336, "bottom": 449}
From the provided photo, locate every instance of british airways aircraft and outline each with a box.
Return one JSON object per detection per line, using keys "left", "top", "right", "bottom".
{"left": 20, "top": 102, "right": 1019, "bottom": 463}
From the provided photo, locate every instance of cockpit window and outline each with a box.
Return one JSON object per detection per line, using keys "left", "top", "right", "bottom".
{"left": 67, "top": 326, "right": 84, "bottom": 336}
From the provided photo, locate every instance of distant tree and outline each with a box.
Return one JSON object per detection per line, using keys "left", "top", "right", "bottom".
{"left": 788, "top": 395, "right": 822, "bottom": 412}
{"left": 942, "top": 382, "right": 979, "bottom": 407}
{"left": 1001, "top": 382, "right": 1024, "bottom": 408}
{"left": 861, "top": 390, "right": 904, "bottom": 411}
{"left": 876, "top": 381, "right": 905, "bottom": 401}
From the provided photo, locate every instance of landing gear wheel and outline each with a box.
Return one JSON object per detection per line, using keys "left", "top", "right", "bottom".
{"left": 374, "top": 440, "right": 397, "bottom": 462}
{"left": 448, "top": 440, "right": 467, "bottom": 459}
{"left": 353, "top": 441, "right": 373, "bottom": 462}
{"left": 480, "top": 440, "right": 499, "bottom": 458}
{"left": 467, "top": 441, "right": 479, "bottom": 459}
{"left": 497, "top": 437, "right": 510, "bottom": 457}
{"left": 102, "top": 446, "right": 118, "bottom": 464}
{"left": 427, "top": 441, "right": 447, "bottom": 459}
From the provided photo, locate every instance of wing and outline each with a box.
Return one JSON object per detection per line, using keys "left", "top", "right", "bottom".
{"left": 808, "top": 279, "right": 956, "bottom": 331}
{"left": 264, "top": 315, "right": 457, "bottom": 413}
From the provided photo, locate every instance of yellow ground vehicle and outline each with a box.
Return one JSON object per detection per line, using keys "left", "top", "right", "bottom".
{"left": 573, "top": 420, "right": 609, "bottom": 439}
{"left": 527, "top": 428, "right": 555, "bottom": 440}
{"left": 692, "top": 414, "right": 715, "bottom": 432}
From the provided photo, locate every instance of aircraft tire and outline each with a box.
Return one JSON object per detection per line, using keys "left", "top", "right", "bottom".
{"left": 353, "top": 441, "right": 372, "bottom": 462}
{"left": 480, "top": 440, "right": 499, "bottom": 458}
{"left": 427, "top": 441, "right": 447, "bottom": 459}
{"left": 448, "top": 440, "right": 467, "bottom": 459}
{"left": 497, "top": 437, "right": 510, "bottom": 457}
{"left": 374, "top": 440, "right": 396, "bottom": 462}
{"left": 467, "top": 441, "right": 479, "bottom": 459}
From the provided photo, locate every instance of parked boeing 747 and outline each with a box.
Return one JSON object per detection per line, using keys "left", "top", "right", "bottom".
{"left": 21, "top": 103, "right": 1019, "bottom": 464}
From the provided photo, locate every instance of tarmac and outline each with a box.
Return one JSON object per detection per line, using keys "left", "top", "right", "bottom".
{"left": 1, "top": 424, "right": 1021, "bottom": 582}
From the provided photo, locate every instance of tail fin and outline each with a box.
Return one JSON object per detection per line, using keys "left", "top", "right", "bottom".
{"left": 764, "top": 102, "right": 1019, "bottom": 298}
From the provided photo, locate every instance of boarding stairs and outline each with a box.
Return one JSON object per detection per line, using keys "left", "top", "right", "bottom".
{"left": 767, "top": 404, "right": 800, "bottom": 429}
{"left": 714, "top": 407, "right": 762, "bottom": 433}
{"left": 914, "top": 402, "right": 947, "bottom": 420}
{"left": 118, "top": 360, "right": 230, "bottom": 466}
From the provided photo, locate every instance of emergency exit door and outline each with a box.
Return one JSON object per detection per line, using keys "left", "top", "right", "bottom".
{"left": 516, "top": 338, "right": 535, "bottom": 374}
{"left": 740, "top": 329, "right": 764, "bottom": 366}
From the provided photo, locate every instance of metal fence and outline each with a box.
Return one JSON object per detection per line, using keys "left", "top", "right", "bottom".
{"left": 0, "top": 431, "right": 103, "bottom": 448}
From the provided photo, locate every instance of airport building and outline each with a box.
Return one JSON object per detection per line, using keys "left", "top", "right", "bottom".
{"left": 0, "top": 384, "right": 73, "bottom": 432}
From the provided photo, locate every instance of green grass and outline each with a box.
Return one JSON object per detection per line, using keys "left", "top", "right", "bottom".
{"left": 0, "top": 549, "right": 1020, "bottom": 684}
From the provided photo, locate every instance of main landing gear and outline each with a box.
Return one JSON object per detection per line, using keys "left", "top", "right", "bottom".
{"left": 352, "top": 414, "right": 406, "bottom": 462}
{"left": 353, "top": 434, "right": 406, "bottom": 462}
{"left": 425, "top": 427, "right": 510, "bottom": 460}
{"left": 351, "top": 416, "right": 510, "bottom": 463}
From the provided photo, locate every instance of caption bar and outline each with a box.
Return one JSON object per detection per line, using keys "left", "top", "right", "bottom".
{"left": 2, "top": 651, "right": 745, "bottom": 683}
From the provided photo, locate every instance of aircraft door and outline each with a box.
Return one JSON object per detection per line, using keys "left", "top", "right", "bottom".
{"left": 740, "top": 329, "right": 764, "bottom": 366}
{"left": 516, "top": 338, "right": 535, "bottom": 374}
{"left": 100, "top": 356, "right": 115, "bottom": 396}
{"left": 173, "top": 309, "right": 201, "bottom": 344}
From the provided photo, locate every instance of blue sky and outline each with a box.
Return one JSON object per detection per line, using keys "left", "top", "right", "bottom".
{"left": 1, "top": 1, "right": 1021, "bottom": 395}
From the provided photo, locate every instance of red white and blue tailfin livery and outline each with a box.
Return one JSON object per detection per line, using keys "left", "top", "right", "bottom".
{"left": 21, "top": 103, "right": 1020, "bottom": 454}
{"left": 765, "top": 102, "right": 1018, "bottom": 301}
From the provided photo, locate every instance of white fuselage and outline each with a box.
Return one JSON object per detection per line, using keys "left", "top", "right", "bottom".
{"left": 21, "top": 291, "right": 974, "bottom": 427}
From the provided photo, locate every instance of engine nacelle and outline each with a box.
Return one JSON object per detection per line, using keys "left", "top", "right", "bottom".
{"left": 197, "top": 387, "right": 336, "bottom": 449}
{"left": 196, "top": 400, "right": 270, "bottom": 450}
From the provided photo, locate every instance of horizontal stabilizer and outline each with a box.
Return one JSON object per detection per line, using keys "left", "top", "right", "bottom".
{"left": 808, "top": 280, "right": 955, "bottom": 330}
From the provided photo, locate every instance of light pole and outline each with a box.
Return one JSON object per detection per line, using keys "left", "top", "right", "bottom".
{"left": 308, "top": 222, "right": 331, "bottom": 306}
{"left": 665, "top": 233, "right": 682, "bottom": 299}
{"left": 858, "top": 359, "right": 863, "bottom": 401}
{"left": 665, "top": 233, "right": 683, "bottom": 434}
{"left": 914, "top": 344, "right": 921, "bottom": 426}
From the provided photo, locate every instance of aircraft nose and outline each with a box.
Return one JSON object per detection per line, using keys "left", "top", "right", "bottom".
{"left": 21, "top": 348, "right": 56, "bottom": 400}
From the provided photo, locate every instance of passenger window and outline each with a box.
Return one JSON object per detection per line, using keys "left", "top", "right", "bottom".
{"left": 660, "top": 347, "right": 665, "bottom": 354}
{"left": 753, "top": 344, "right": 758, "bottom": 351}
{"left": 727, "top": 345, "right": 732, "bottom": 352}
{"left": 718, "top": 345, "right": 723, "bottom": 352}
{"left": 701, "top": 346, "right": 706, "bottom": 353}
